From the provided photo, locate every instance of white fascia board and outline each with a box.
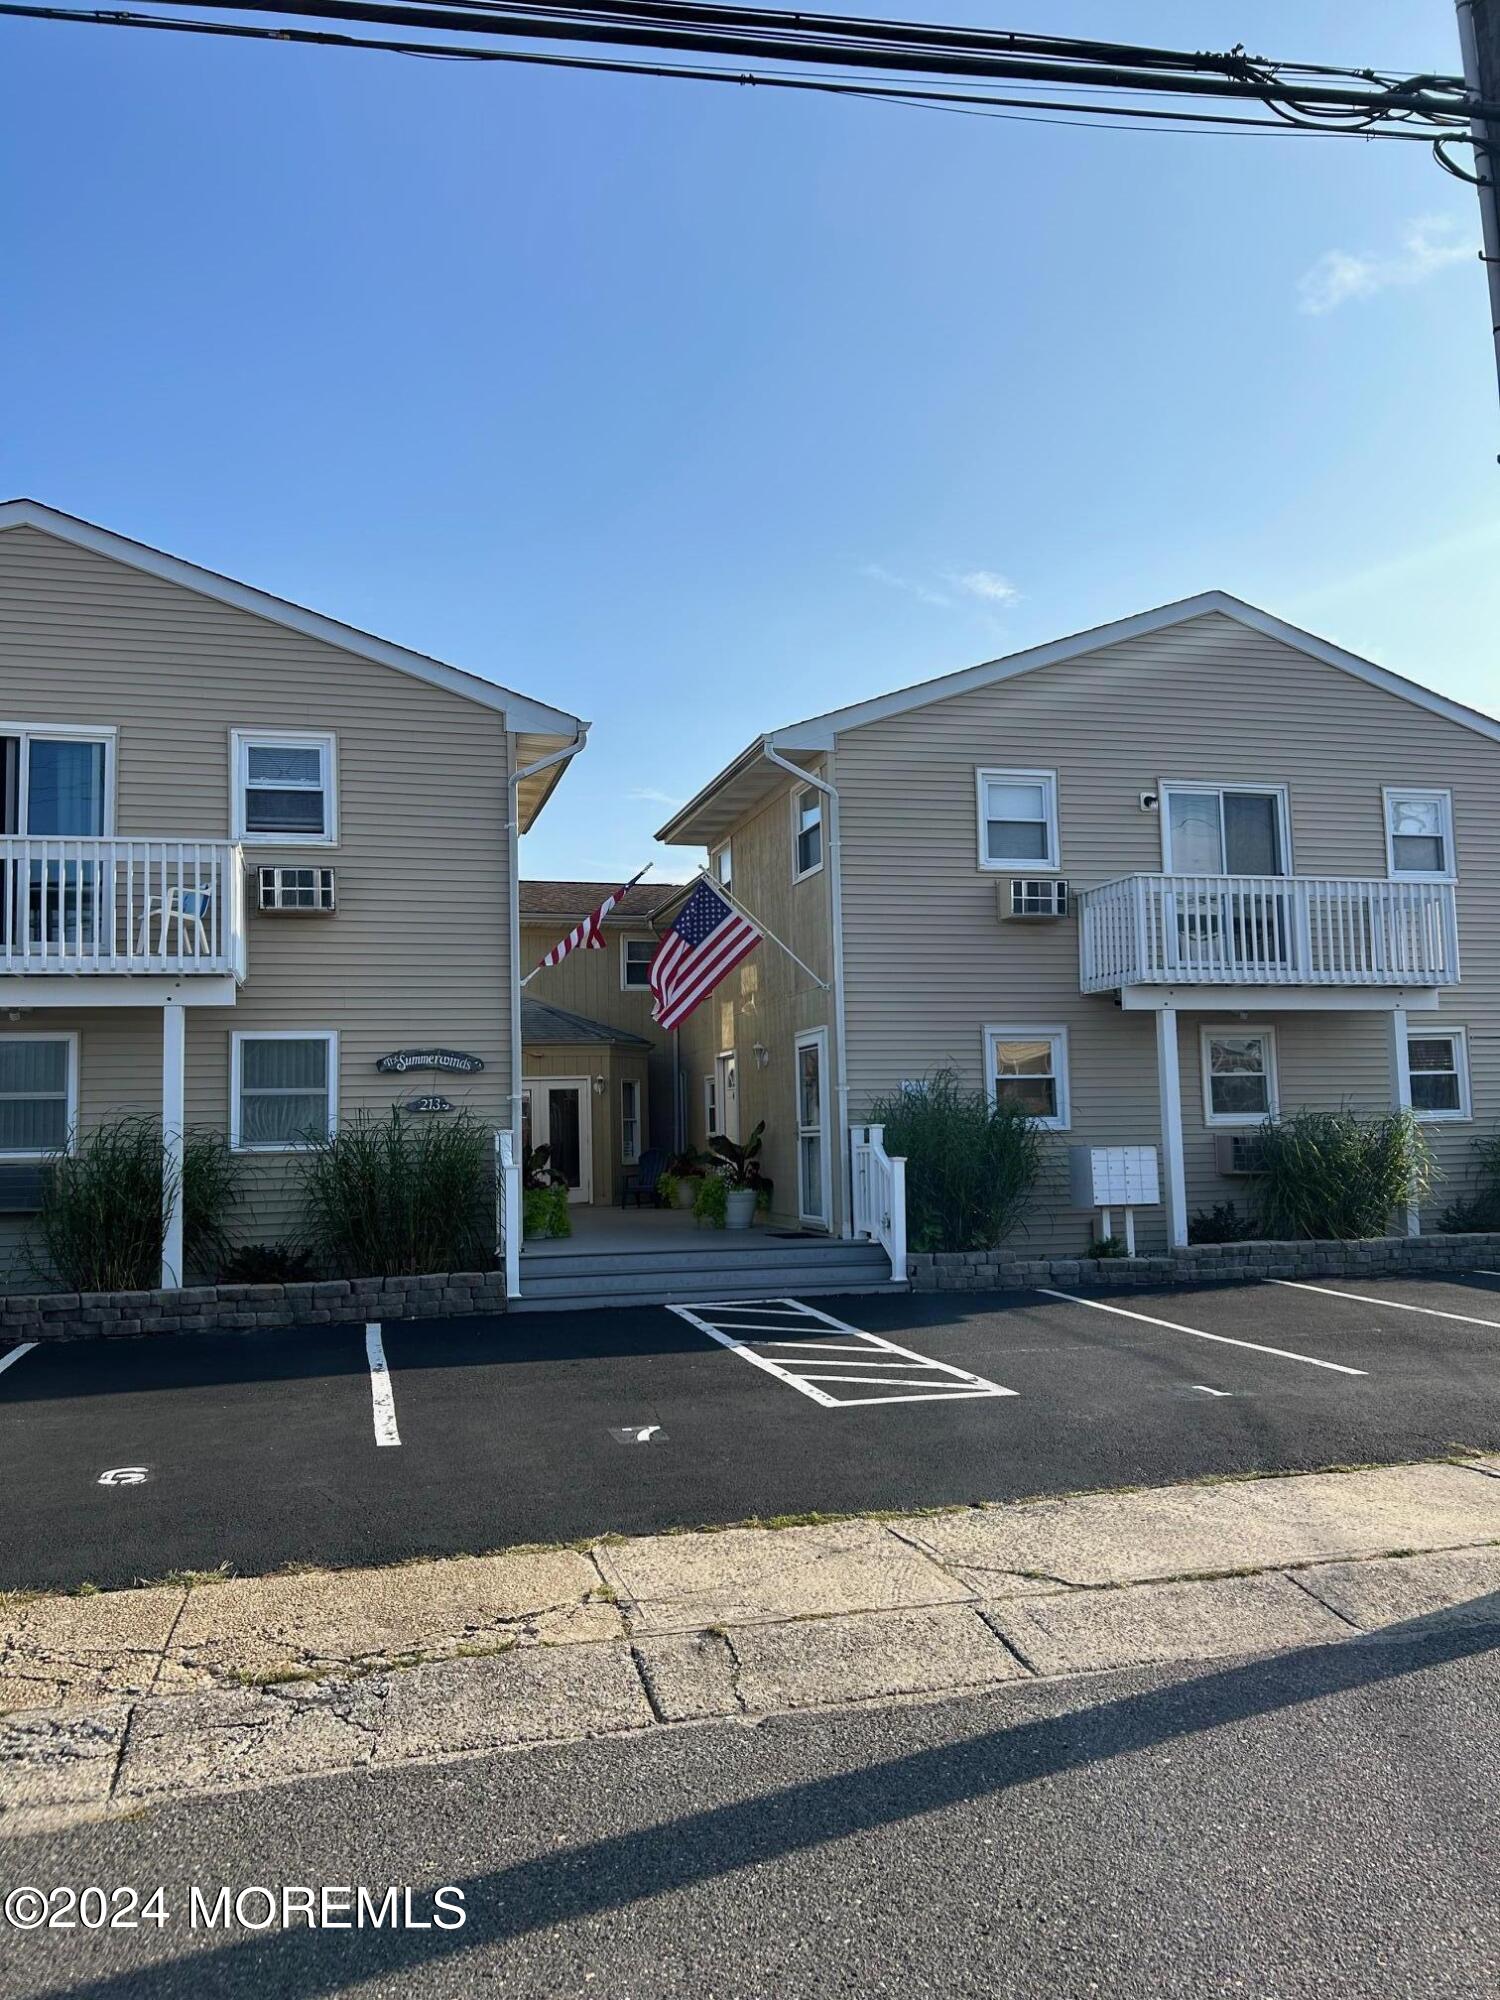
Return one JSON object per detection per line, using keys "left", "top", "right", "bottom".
{"left": 1116, "top": 985, "right": 1443, "bottom": 1013}
{"left": 0, "top": 500, "right": 585, "bottom": 738}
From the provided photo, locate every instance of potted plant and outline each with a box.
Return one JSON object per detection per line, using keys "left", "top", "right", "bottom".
{"left": 659, "top": 1149, "right": 704, "bottom": 1210}
{"left": 521, "top": 1144, "right": 571, "bottom": 1241}
{"left": 708, "top": 1123, "right": 773, "bottom": 1231}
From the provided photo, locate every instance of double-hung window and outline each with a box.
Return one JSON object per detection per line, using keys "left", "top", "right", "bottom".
{"left": 1407, "top": 1028, "right": 1470, "bottom": 1120}
{"left": 621, "top": 1078, "right": 641, "bottom": 1163}
{"left": 232, "top": 1031, "right": 337, "bottom": 1150}
{"left": 1201, "top": 1027, "right": 1277, "bottom": 1127}
{"left": 231, "top": 731, "right": 337, "bottom": 844}
{"left": 713, "top": 843, "right": 733, "bottom": 891}
{"left": 621, "top": 938, "right": 654, "bottom": 990}
{"left": 793, "top": 787, "right": 823, "bottom": 881}
{"left": 1384, "top": 788, "right": 1454, "bottom": 881}
{"left": 0, "top": 1035, "right": 76, "bottom": 1157}
{"left": 984, "top": 1026, "right": 1069, "bottom": 1130}
{"left": 977, "top": 770, "right": 1059, "bottom": 870}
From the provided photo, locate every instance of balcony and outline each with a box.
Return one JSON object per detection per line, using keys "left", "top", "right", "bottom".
{"left": 0, "top": 838, "right": 247, "bottom": 980}
{"left": 1078, "top": 874, "right": 1459, "bottom": 995}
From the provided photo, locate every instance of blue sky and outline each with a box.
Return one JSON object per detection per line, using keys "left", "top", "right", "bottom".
{"left": 1, "top": 0, "right": 1493, "bottom": 882}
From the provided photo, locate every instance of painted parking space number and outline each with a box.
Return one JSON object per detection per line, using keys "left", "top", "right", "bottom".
{"left": 611, "top": 1425, "right": 666, "bottom": 1444}
{"left": 98, "top": 1466, "right": 150, "bottom": 1486}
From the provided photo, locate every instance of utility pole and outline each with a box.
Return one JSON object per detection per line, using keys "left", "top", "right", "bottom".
{"left": 1458, "top": 0, "right": 1500, "bottom": 414}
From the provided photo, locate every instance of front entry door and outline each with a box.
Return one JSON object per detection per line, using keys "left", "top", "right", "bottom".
{"left": 522, "top": 1079, "right": 593, "bottom": 1203}
{"left": 795, "top": 1029, "right": 831, "bottom": 1228}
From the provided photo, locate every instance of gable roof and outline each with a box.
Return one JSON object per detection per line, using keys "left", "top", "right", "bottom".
{"left": 0, "top": 500, "right": 589, "bottom": 829}
{"left": 655, "top": 591, "right": 1500, "bottom": 847}
{"left": 521, "top": 998, "right": 654, "bottom": 1048}
{"left": 520, "top": 879, "right": 683, "bottom": 923}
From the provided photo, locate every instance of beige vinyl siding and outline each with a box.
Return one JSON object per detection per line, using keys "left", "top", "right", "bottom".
{"left": 519, "top": 920, "right": 673, "bottom": 1152}
{"left": 521, "top": 1044, "right": 649, "bottom": 1206}
{"left": 0, "top": 523, "right": 515, "bottom": 1262}
{"left": 835, "top": 611, "right": 1500, "bottom": 1249}
{"left": 676, "top": 764, "right": 837, "bottom": 1229}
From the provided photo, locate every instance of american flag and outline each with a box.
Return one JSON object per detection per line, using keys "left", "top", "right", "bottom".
{"left": 533, "top": 873, "right": 644, "bottom": 975}
{"left": 650, "top": 879, "right": 762, "bottom": 1031}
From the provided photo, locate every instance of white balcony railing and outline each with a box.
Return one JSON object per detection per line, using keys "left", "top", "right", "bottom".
{"left": 1079, "top": 874, "right": 1459, "bottom": 993}
{"left": 0, "top": 838, "right": 248, "bottom": 979}
{"left": 850, "top": 1122, "right": 907, "bottom": 1283}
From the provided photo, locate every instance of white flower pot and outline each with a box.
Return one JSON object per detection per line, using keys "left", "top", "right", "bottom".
{"left": 674, "top": 1177, "right": 699, "bottom": 1210}
{"left": 725, "top": 1188, "right": 758, "bottom": 1231}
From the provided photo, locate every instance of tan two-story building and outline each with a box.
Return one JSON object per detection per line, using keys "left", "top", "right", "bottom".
{"left": 0, "top": 501, "right": 585, "bottom": 1286}
{"left": 657, "top": 594, "right": 1494, "bottom": 1255}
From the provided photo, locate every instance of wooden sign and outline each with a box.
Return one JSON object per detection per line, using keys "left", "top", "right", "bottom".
{"left": 403, "top": 1095, "right": 454, "bottom": 1116}
{"left": 376, "top": 1049, "right": 485, "bottom": 1076}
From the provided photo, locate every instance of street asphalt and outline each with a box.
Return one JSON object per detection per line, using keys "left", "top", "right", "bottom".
{"left": 4, "top": 1616, "right": 1499, "bottom": 1998}
{"left": 4, "top": 1270, "right": 1500, "bottom": 1590}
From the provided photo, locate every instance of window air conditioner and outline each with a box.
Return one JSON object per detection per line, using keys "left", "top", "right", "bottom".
{"left": 1214, "top": 1132, "right": 1269, "bottom": 1177}
{"left": 258, "top": 865, "right": 337, "bottom": 913}
{"left": 1001, "top": 878, "right": 1069, "bottom": 921}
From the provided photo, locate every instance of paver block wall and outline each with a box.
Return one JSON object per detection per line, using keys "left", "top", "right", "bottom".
{"left": 907, "top": 1233, "right": 1500, "bottom": 1291}
{"left": 0, "top": 1272, "right": 509, "bottom": 1342}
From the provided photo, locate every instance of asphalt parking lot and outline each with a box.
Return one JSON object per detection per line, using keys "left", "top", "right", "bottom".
{"left": 5, "top": 1270, "right": 1500, "bottom": 1592}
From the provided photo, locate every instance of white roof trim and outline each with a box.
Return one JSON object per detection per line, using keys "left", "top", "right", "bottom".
{"left": 0, "top": 499, "right": 586, "bottom": 738}
{"left": 767, "top": 591, "right": 1500, "bottom": 750}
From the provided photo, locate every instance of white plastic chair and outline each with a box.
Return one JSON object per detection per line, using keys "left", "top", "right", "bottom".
{"left": 136, "top": 886, "right": 213, "bottom": 958}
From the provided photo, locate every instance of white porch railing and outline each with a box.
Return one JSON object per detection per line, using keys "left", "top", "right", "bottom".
{"left": 850, "top": 1122, "right": 907, "bottom": 1284}
{"left": 496, "top": 1128, "right": 521, "bottom": 1300}
{"left": 0, "top": 838, "right": 248, "bottom": 979}
{"left": 1078, "top": 874, "right": 1459, "bottom": 993}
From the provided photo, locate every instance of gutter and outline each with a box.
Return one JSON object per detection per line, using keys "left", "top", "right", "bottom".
{"left": 761, "top": 740, "right": 853, "bottom": 1239}
{"left": 507, "top": 725, "right": 591, "bottom": 1150}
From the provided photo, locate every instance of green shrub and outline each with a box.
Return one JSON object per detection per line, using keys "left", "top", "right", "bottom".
{"left": 32, "top": 1118, "right": 241, "bottom": 1292}
{"left": 217, "top": 1241, "right": 318, "bottom": 1285}
{"left": 1437, "top": 1128, "right": 1500, "bottom": 1233}
{"left": 865, "top": 1069, "right": 1043, "bottom": 1253}
{"left": 1254, "top": 1108, "right": 1433, "bottom": 1241}
{"left": 1188, "top": 1201, "right": 1260, "bottom": 1245}
{"left": 693, "top": 1172, "right": 728, "bottom": 1228}
{"left": 298, "top": 1110, "right": 495, "bottom": 1276}
{"left": 522, "top": 1184, "right": 571, "bottom": 1240}
{"left": 1090, "top": 1235, "right": 1130, "bottom": 1259}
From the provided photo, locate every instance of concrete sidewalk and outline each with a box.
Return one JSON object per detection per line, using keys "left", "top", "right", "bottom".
{"left": 6, "top": 1455, "right": 1500, "bottom": 1836}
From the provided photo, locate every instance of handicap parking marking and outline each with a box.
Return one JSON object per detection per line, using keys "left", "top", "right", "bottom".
{"left": 0, "top": 1341, "right": 36, "bottom": 1382}
{"left": 1271, "top": 1278, "right": 1500, "bottom": 1332}
{"left": 668, "top": 1297, "right": 1018, "bottom": 1408}
{"left": 365, "top": 1323, "right": 401, "bottom": 1447}
{"left": 1036, "top": 1290, "right": 1368, "bottom": 1377}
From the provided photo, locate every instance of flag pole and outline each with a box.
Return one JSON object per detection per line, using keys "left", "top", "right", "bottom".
{"left": 520, "top": 866, "right": 653, "bottom": 988}
{"left": 690, "top": 869, "right": 831, "bottom": 991}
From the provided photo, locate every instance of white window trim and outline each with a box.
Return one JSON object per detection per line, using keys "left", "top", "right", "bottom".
{"left": 230, "top": 1029, "right": 339, "bottom": 1152}
{"left": 703, "top": 1072, "right": 718, "bottom": 1138}
{"left": 1407, "top": 1024, "right": 1472, "bottom": 1123}
{"left": 0, "top": 1030, "right": 79, "bottom": 1159}
{"left": 792, "top": 784, "right": 825, "bottom": 884}
{"left": 794, "top": 1025, "right": 832, "bottom": 1227}
{"left": 230, "top": 729, "right": 339, "bottom": 846}
{"left": 0, "top": 723, "right": 118, "bottom": 836}
{"left": 620, "top": 1076, "right": 642, "bottom": 1163}
{"left": 1159, "top": 781, "right": 1292, "bottom": 876}
{"left": 1200, "top": 1024, "right": 1279, "bottom": 1129}
{"left": 1382, "top": 785, "right": 1456, "bottom": 884}
{"left": 983, "top": 1023, "right": 1071, "bottom": 1131}
{"left": 620, "top": 935, "right": 654, "bottom": 992}
{"left": 976, "top": 768, "right": 1060, "bottom": 873}
{"left": 712, "top": 842, "right": 733, "bottom": 890}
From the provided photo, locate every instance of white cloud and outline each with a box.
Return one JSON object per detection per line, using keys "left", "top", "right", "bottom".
{"left": 861, "top": 562, "right": 952, "bottom": 608}
{"left": 627, "top": 787, "right": 683, "bottom": 806}
{"left": 1297, "top": 215, "right": 1473, "bottom": 316}
{"left": 952, "top": 569, "right": 1019, "bottom": 605}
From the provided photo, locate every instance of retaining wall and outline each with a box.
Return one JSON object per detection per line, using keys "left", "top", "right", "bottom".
{"left": 0, "top": 1271, "right": 509, "bottom": 1343}
{"left": 907, "top": 1231, "right": 1500, "bottom": 1292}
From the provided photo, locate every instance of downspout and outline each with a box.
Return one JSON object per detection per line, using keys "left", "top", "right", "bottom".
{"left": 760, "top": 741, "right": 852, "bottom": 1237}
{"left": 507, "top": 726, "right": 590, "bottom": 1148}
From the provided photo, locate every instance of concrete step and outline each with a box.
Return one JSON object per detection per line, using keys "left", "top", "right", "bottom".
{"left": 511, "top": 1271, "right": 907, "bottom": 1313}
{"left": 519, "top": 1243, "right": 889, "bottom": 1282}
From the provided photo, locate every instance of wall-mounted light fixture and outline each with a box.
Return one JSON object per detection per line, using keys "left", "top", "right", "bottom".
{"left": 593, "top": 1075, "right": 607, "bottom": 1096}
{"left": 752, "top": 1042, "right": 771, "bottom": 1070}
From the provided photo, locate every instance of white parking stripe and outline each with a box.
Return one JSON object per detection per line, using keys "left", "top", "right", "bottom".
{"left": 1035, "top": 1289, "right": 1367, "bottom": 1376}
{"left": 0, "top": 1341, "right": 36, "bottom": 1381}
{"left": 1271, "top": 1279, "right": 1500, "bottom": 1330}
{"left": 365, "top": 1324, "right": 401, "bottom": 1447}
{"left": 669, "top": 1298, "right": 1016, "bottom": 1408}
